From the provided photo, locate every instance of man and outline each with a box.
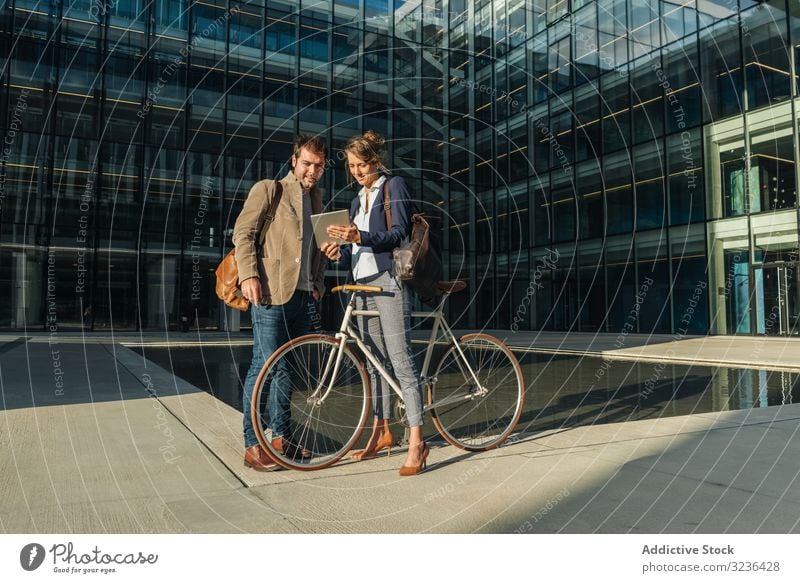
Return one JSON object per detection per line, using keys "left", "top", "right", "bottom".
{"left": 233, "top": 134, "right": 327, "bottom": 471}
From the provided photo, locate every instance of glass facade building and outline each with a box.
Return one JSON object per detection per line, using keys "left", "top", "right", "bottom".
{"left": 1, "top": 0, "right": 799, "bottom": 336}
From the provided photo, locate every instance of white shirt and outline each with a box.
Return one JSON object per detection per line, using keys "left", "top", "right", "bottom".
{"left": 352, "top": 175, "right": 387, "bottom": 282}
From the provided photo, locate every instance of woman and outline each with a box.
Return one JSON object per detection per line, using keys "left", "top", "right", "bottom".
{"left": 321, "top": 130, "right": 429, "bottom": 476}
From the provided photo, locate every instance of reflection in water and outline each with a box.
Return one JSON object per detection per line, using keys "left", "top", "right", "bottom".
{"left": 131, "top": 347, "right": 800, "bottom": 435}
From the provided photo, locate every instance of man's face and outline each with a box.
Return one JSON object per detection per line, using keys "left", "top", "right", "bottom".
{"left": 291, "top": 147, "right": 326, "bottom": 190}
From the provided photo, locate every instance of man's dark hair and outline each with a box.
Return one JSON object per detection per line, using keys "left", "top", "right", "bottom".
{"left": 293, "top": 134, "right": 327, "bottom": 159}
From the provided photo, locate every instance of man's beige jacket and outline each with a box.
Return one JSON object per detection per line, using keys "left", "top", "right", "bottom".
{"left": 232, "top": 172, "right": 325, "bottom": 306}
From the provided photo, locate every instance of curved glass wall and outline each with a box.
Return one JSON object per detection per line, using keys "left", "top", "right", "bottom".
{"left": 0, "top": 0, "right": 799, "bottom": 336}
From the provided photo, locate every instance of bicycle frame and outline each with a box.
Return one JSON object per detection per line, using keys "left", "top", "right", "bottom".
{"left": 313, "top": 289, "right": 487, "bottom": 414}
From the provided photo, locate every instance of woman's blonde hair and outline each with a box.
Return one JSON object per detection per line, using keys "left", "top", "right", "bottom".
{"left": 343, "top": 130, "right": 390, "bottom": 181}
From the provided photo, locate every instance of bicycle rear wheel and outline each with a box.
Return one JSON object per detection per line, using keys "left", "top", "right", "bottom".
{"left": 252, "top": 334, "right": 370, "bottom": 470}
{"left": 430, "top": 333, "right": 524, "bottom": 451}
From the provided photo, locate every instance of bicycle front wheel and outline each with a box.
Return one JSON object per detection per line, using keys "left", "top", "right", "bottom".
{"left": 251, "top": 334, "right": 370, "bottom": 470}
{"left": 430, "top": 333, "right": 524, "bottom": 451}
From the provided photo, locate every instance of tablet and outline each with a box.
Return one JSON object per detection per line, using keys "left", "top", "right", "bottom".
{"left": 310, "top": 209, "right": 351, "bottom": 247}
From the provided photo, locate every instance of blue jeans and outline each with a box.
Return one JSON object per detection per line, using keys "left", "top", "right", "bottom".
{"left": 242, "top": 290, "right": 311, "bottom": 448}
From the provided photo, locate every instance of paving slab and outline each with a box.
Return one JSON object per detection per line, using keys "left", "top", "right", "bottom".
{"left": 5, "top": 334, "right": 800, "bottom": 534}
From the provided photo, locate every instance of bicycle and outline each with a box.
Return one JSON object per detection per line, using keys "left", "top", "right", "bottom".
{"left": 251, "top": 280, "right": 525, "bottom": 471}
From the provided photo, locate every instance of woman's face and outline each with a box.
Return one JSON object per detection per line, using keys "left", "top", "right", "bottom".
{"left": 346, "top": 151, "right": 379, "bottom": 188}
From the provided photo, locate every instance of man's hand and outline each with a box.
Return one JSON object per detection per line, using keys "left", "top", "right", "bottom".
{"left": 312, "top": 288, "right": 321, "bottom": 302}
{"left": 327, "top": 223, "right": 361, "bottom": 244}
{"left": 240, "top": 277, "right": 262, "bottom": 305}
{"left": 320, "top": 241, "right": 342, "bottom": 261}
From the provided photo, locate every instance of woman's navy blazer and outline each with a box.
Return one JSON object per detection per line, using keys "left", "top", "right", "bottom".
{"left": 337, "top": 175, "right": 412, "bottom": 278}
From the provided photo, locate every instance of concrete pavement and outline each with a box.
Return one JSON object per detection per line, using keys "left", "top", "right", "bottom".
{"left": 1, "top": 332, "right": 800, "bottom": 533}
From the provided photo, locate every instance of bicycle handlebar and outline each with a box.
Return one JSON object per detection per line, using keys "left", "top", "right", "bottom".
{"left": 330, "top": 284, "right": 384, "bottom": 294}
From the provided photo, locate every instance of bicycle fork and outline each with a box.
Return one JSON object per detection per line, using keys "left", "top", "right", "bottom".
{"left": 309, "top": 296, "right": 357, "bottom": 407}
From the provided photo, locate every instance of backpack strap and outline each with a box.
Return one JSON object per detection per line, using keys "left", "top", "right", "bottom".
{"left": 263, "top": 180, "right": 283, "bottom": 230}
{"left": 383, "top": 177, "right": 392, "bottom": 229}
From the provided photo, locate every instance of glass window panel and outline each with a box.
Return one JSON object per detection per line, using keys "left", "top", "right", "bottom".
{"left": 579, "top": 240, "right": 605, "bottom": 331}
{"left": 575, "top": 82, "right": 601, "bottom": 162}
{"left": 578, "top": 160, "right": 603, "bottom": 239}
{"left": 107, "top": 0, "right": 148, "bottom": 56}
{"left": 476, "top": 190, "right": 493, "bottom": 254}
{"left": 661, "top": 0, "right": 697, "bottom": 44}
{"left": 496, "top": 189, "right": 510, "bottom": 253}
{"left": 700, "top": 18, "right": 743, "bottom": 122}
{"left": 667, "top": 129, "right": 705, "bottom": 225}
{"left": 190, "top": 4, "right": 228, "bottom": 66}
{"left": 153, "top": 0, "right": 189, "bottom": 35}
{"left": 742, "top": 3, "right": 791, "bottom": 110}
{"left": 670, "top": 224, "right": 708, "bottom": 334}
{"left": 598, "top": 0, "right": 628, "bottom": 71}
{"left": 792, "top": 1, "right": 800, "bottom": 95}
{"left": 148, "top": 108, "right": 184, "bottom": 149}
{"left": 548, "top": 33, "right": 571, "bottom": 94}
{"left": 103, "top": 101, "right": 143, "bottom": 143}
{"left": 59, "top": 49, "right": 100, "bottom": 95}
{"left": 752, "top": 211, "right": 799, "bottom": 335}
{"left": 51, "top": 137, "right": 98, "bottom": 242}
{"left": 333, "top": 26, "right": 360, "bottom": 91}
{"left": 637, "top": 229, "right": 671, "bottom": 333}
{"left": 298, "top": 87, "right": 328, "bottom": 126}
{"left": 551, "top": 243, "right": 577, "bottom": 329}
{"left": 631, "top": 53, "right": 664, "bottom": 145}
{"left": 145, "top": 60, "right": 187, "bottom": 114}
{"left": 364, "top": 33, "right": 389, "bottom": 76}
{"left": 0, "top": 155, "right": 46, "bottom": 243}
{"left": 56, "top": 94, "right": 97, "bottom": 139}
{"left": 533, "top": 176, "right": 551, "bottom": 245}
{"left": 531, "top": 34, "right": 549, "bottom": 104}
{"left": 508, "top": 119, "right": 529, "bottom": 183}
{"left": 510, "top": 184, "right": 529, "bottom": 250}
{"left": 475, "top": 254, "right": 496, "bottom": 326}
{"left": 605, "top": 151, "right": 634, "bottom": 234}
{"left": 574, "top": 3, "right": 599, "bottom": 84}
{"left": 13, "top": 0, "right": 55, "bottom": 40}
{"left": 635, "top": 141, "right": 666, "bottom": 230}
{"left": 509, "top": 250, "right": 531, "bottom": 330}
{"left": 61, "top": 0, "right": 102, "bottom": 49}
{"left": 705, "top": 114, "right": 746, "bottom": 218}
{"left": 229, "top": 7, "right": 263, "bottom": 74}
{"left": 0, "top": 248, "right": 45, "bottom": 327}
{"left": 698, "top": 0, "right": 738, "bottom": 26}
{"left": 508, "top": 47, "right": 528, "bottom": 118}
{"left": 601, "top": 71, "right": 630, "bottom": 154}
{"left": 448, "top": 190, "right": 469, "bottom": 255}
{"left": 98, "top": 142, "right": 142, "bottom": 244}
{"left": 532, "top": 246, "right": 555, "bottom": 329}
{"left": 663, "top": 38, "right": 702, "bottom": 133}
{"left": 749, "top": 105, "right": 796, "bottom": 213}
{"left": 105, "top": 54, "right": 145, "bottom": 101}
{"left": 606, "top": 234, "right": 636, "bottom": 331}
{"left": 266, "top": 8, "right": 297, "bottom": 79}
{"left": 629, "top": 0, "right": 661, "bottom": 60}
{"left": 446, "top": 253, "right": 471, "bottom": 327}
{"left": 264, "top": 80, "right": 295, "bottom": 122}
{"left": 548, "top": 103, "right": 573, "bottom": 169}
{"left": 551, "top": 172, "right": 576, "bottom": 243}
{"left": 10, "top": 40, "right": 51, "bottom": 89}
{"left": 707, "top": 216, "right": 749, "bottom": 334}
{"left": 496, "top": 253, "right": 512, "bottom": 330}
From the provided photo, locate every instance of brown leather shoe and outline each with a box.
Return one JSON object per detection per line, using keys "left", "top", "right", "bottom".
{"left": 272, "top": 437, "right": 312, "bottom": 459}
{"left": 244, "top": 445, "right": 280, "bottom": 471}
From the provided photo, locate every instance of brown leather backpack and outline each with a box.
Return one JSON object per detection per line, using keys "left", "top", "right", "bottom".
{"left": 215, "top": 181, "right": 283, "bottom": 311}
{"left": 383, "top": 179, "right": 442, "bottom": 306}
